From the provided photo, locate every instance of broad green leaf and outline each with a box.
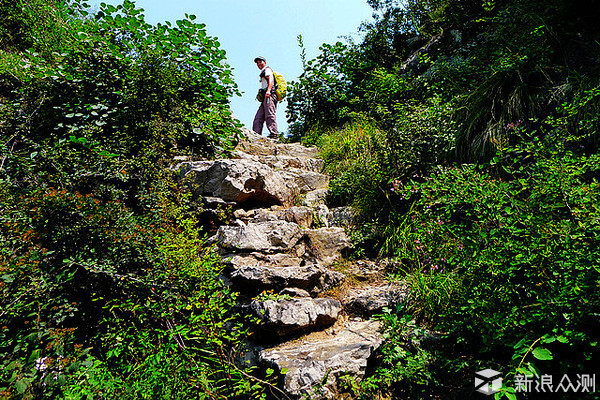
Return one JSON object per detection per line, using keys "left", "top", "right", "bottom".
{"left": 532, "top": 347, "right": 553, "bottom": 360}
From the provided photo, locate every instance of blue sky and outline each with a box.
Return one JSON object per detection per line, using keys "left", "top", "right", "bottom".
{"left": 89, "top": 0, "right": 374, "bottom": 134}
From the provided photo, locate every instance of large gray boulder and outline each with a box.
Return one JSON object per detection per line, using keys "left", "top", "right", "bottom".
{"left": 251, "top": 298, "right": 342, "bottom": 337}
{"left": 177, "top": 159, "right": 298, "bottom": 206}
{"left": 260, "top": 320, "right": 383, "bottom": 399}
{"left": 230, "top": 264, "right": 344, "bottom": 295}
{"left": 215, "top": 220, "right": 302, "bottom": 252}
{"left": 343, "top": 284, "right": 409, "bottom": 317}
{"left": 304, "top": 227, "right": 351, "bottom": 264}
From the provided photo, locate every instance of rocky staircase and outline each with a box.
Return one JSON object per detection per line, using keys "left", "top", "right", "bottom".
{"left": 174, "top": 130, "right": 407, "bottom": 399}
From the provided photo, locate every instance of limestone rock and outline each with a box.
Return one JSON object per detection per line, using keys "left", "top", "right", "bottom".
{"left": 281, "top": 169, "right": 330, "bottom": 193}
{"left": 317, "top": 269, "right": 345, "bottom": 293}
{"left": 253, "top": 206, "right": 314, "bottom": 228}
{"left": 304, "top": 227, "right": 351, "bottom": 264}
{"left": 236, "top": 130, "right": 320, "bottom": 159}
{"left": 302, "top": 189, "right": 329, "bottom": 208}
{"left": 233, "top": 151, "right": 325, "bottom": 173}
{"left": 216, "top": 220, "right": 302, "bottom": 252}
{"left": 345, "top": 259, "right": 386, "bottom": 281}
{"left": 279, "top": 288, "right": 311, "bottom": 298}
{"left": 343, "top": 284, "right": 409, "bottom": 317}
{"left": 261, "top": 155, "right": 324, "bottom": 173}
{"left": 260, "top": 320, "right": 383, "bottom": 399}
{"left": 251, "top": 298, "right": 342, "bottom": 337}
{"left": 178, "top": 159, "right": 298, "bottom": 206}
{"left": 231, "top": 265, "right": 324, "bottom": 293}
{"left": 229, "top": 262, "right": 344, "bottom": 295}
{"left": 226, "top": 253, "right": 304, "bottom": 269}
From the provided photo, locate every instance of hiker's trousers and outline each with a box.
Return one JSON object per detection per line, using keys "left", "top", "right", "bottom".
{"left": 253, "top": 96, "right": 278, "bottom": 136}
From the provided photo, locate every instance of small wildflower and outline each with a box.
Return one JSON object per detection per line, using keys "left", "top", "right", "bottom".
{"left": 35, "top": 357, "right": 49, "bottom": 371}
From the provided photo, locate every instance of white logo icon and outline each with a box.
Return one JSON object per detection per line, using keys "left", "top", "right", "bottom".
{"left": 475, "top": 369, "right": 503, "bottom": 395}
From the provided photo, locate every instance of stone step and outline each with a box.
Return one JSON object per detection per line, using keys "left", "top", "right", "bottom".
{"left": 226, "top": 252, "right": 305, "bottom": 269}
{"left": 228, "top": 264, "right": 344, "bottom": 296}
{"left": 231, "top": 151, "right": 325, "bottom": 173}
{"left": 176, "top": 158, "right": 296, "bottom": 206}
{"left": 177, "top": 158, "right": 330, "bottom": 209}
{"left": 250, "top": 297, "right": 342, "bottom": 338}
{"left": 302, "top": 188, "right": 329, "bottom": 208}
{"left": 235, "top": 206, "right": 315, "bottom": 228}
{"left": 215, "top": 221, "right": 350, "bottom": 264}
{"left": 304, "top": 227, "right": 351, "bottom": 265}
{"left": 183, "top": 128, "right": 402, "bottom": 400}
{"left": 280, "top": 169, "right": 330, "bottom": 193}
{"left": 236, "top": 129, "right": 321, "bottom": 159}
{"left": 224, "top": 252, "right": 344, "bottom": 295}
{"left": 342, "top": 283, "right": 409, "bottom": 317}
{"left": 215, "top": 220, "right": 303, "bottom": 252}
{"left": 259, "top": 319, "right": 383, "bottom": 399}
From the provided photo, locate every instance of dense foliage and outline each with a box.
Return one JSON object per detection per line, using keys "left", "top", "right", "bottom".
{"left": 289, "top": 0, "right": 600, "bottom": 398}
{"left": 0, "top": 1, "right": 268, "bottom": 398}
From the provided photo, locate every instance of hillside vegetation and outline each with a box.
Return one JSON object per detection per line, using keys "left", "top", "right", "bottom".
{"left": 287, "top": 0, "right": 600, "bottom": 398}
{"left": 1, "top": 1, "right": 266, "bottom": 398}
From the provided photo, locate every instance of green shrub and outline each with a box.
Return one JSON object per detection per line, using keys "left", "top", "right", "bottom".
{"left": 392, "top": 130, "right": 600, "bottom": 393}
{"left": 360, "top": 307, "right": 436, "bottom": 398}
{"left": 0, "top": 1, "right": 263, "bottom": 398}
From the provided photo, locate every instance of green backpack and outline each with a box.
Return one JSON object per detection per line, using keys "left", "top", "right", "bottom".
{"left": 273, "top": 70, "right": 287, "bottom": 101}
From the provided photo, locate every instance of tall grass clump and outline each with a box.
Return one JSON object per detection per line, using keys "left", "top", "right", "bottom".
{"left": 316, "top": 119, "right": 390, "bottom": 219}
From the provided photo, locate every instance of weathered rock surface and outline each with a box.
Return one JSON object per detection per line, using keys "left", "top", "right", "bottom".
{"left": 280, "top": 287, "right": 311, "bottom": 298}
{"left": 215, "top": 220, "right": 302, "bottom": 252}
{"left": 343, "top": 284, "right": 409, "bottom": 317}
{"left": 226, "top": 253, "right": 304, "bottom": 269}
{"left": 252, "top": 206, "right": 314, "bottom": 228}
{"left": 178, "top": 158, "right": 297, "bottom": 205}
{"left": 281, "top": 169, "right": 330, "bottom": 193}
{"left": 305, "top": 227, "right": 351, "bottom": 264}
{"left": 229, "top": 263, "right": 344, "bottom": 295}
{"left": 260, "top": 320, "right": 383, "bottom": 399}
{"left": 236, "top": 130, "right": 320, "bottom": 159}
{"left": 232, "top": 151, "right": 325, "bottom": 173}
{"left": 345, "top": 259, "right": 386, "bottom": 281}
{"left": 251, "top": 298, "right": 342, "bottom": 337}
{"left": 302, "top": 188, "right": 329, "bottom": 208}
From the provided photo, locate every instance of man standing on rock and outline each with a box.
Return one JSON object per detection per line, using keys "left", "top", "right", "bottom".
{"left": 252, "top": 56, "right": 279, "bottom": 139}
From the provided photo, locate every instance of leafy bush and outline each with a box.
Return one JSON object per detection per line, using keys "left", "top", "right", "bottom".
{"left": 359, "top": 307, "right": 436, "bottom": 398}
{"left": 310, "top": 100, "right": 455, "bottom": 257}
{"left": 286, "top": 40, "right": 358, "bottom": 138}
{"left": 0, "top": 1, "right": 266, "bottom": 398}
{"left": 392, "top": 128, "right": 600, "bottom": 395}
